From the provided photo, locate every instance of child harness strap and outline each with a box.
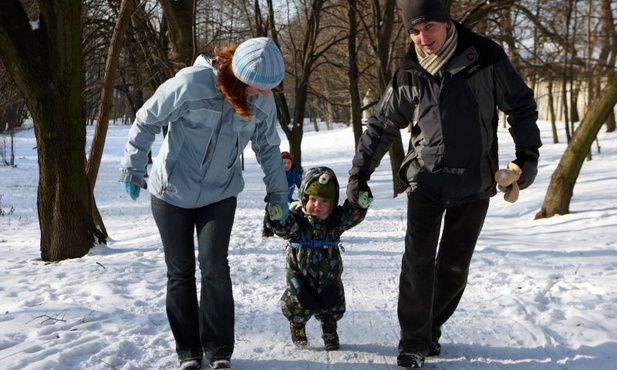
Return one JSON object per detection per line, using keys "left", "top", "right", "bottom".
{"left": 288, "top": 240, "right": 341, "bottom": 248}
{"left": 287, "top": 226, "right": 343, "bottom": 249}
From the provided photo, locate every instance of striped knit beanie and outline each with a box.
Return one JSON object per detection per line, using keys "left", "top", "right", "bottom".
{"left": 232, "top": 37, "right": 285, "bottom": 90}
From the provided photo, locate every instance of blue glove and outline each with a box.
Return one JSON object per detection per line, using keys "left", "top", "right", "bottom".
{"left": 120, "top": 182, "right": 141, "bottom": 200}
{"left": 267, "top": 202, "right": 289, "bottom": 222}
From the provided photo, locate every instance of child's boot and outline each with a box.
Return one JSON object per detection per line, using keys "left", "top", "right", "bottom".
{"left": 290, "top": 322, "right": 308, "bottom": 347}
{"left": 321, "top": 320, "right": 339, "bottom": 351}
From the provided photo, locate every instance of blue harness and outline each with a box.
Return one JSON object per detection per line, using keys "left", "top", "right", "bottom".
{"left": 287, "top": 228, "right": 343, "bottom": 250}
{"left": 288, "top": 239, "right": 342, "bottom": 249}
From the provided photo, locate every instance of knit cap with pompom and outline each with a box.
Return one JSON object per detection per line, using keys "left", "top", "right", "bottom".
{"left": 300, "top": 167, "right": 339, "bottom": 208}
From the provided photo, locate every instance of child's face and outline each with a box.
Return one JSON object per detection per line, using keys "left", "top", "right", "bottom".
{"left": 305, "top": 194, "right": 332, "bottom": 218}
{"left": 283, "top": 158, "right": 292, "bottom": 171}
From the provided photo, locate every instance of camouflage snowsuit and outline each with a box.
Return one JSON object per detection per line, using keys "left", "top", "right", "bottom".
{"left": 269, "top": 201, "right": 367, "bottom": 325}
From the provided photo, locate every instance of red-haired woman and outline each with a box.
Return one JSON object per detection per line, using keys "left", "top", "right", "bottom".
{"left": 119, "top": 38, "right": 289, "bottom": 370}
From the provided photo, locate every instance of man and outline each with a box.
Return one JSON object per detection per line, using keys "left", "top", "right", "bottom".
{"left": 345, "top": 0, "right": 542, "bottom": 368}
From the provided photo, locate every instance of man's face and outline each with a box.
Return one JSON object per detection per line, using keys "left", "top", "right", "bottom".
{"left": 409, "top": 21, "right": 450, "bottom": 54}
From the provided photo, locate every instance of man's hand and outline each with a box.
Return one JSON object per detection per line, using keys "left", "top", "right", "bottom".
{"left": 347, "top": 170, "right": 373, "bottom": 209}
{"left": 512, "top": 148, "right": 539, "bottom": 190}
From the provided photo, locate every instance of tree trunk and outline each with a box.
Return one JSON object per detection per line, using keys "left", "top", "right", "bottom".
{"left": 347, "top": 0, "right": 363, "bottom": 148}
{"left": 547, "top": 78, "right": 559, "bottom": 144}
{"left": 606, "top": 112, "right": 615, "bottom": 133}
{"left": 264, "top": 0, "right": 295, "bottom": 165}
{"left": 0, "top": 0, "right": 99, "bottom": 261}
{"left": 86, "top": 0, "right": 136, "bottom": 240}
{"left": 599, "top": 0, "right": 616, "bottom": 133}
{"left": 280, "top": 0, "right": 331, "bottom": 167}
{"left": 536, "top": 76, "right": 617, "bottom": 219}
{"left": 374, "top": 0, "right": 406, "bottom": 196}
{"left": 35, "top": 104, "right": 97, "bottom": 260}
{"left": 159, "top": 0, "right": 196, "bottom": 71}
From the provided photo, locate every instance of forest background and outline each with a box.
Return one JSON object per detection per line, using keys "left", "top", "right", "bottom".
{"left": 0, "top": 0, "right": 616, "bottom": 262}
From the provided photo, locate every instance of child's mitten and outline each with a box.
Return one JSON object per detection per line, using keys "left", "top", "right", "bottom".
{"left": 289, "top": 200, "right": 303, "bottom": 211}
{"left": 267, "top": 202, "right": 289, "bottom": 222}
{"left": 494, "top": 162, "right": 522, "bottom": 203}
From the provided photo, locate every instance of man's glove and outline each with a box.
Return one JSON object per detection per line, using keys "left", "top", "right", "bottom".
{"left": 121, "top": 182, "right": 141, "bottom": 200}
{"left": 347, "top": 169, "right": 373, "bottom": 209}
{"left": 512, "top": 147, "right": 539, "bottom": 190}
{"left": 267, "top": 202, "right": 289, "bottom": 222}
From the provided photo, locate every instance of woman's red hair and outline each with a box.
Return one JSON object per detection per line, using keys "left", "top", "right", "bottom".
{"left": 213, "top": 44, "right": 252, "bottom": 120}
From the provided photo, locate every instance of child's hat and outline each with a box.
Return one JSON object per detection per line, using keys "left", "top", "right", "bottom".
{"left": 281, "top": 151, "right": 293, "bottom": 161}
{"left": 232, "top": 37, "right": 285, "bottom": 90}
{"left": 300, "top": 167, "right": 339, "bottom": 209}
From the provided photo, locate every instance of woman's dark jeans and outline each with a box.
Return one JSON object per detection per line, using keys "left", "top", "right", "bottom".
{"left": 151, "top": 195, "right": 237, "bottom": 362}
{"left": 398, "top": 192, "right": 489, "bottom": 354}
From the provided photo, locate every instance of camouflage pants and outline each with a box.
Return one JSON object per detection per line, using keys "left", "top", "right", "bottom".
{"left": 280, "top": 246, "right": 345, "bottom": 325}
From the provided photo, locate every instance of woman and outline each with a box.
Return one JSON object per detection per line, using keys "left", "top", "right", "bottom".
{"left": 119, "top": 37, "right": 290, "bottom": 370}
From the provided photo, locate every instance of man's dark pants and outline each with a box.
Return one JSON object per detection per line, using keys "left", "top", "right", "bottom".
{"left": 398, "top": 192, "right": 489, "bottom": 354}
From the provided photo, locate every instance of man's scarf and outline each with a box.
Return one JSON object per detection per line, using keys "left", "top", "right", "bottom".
{"left": 415, "top": 22, "right": 458, "bottom": 76}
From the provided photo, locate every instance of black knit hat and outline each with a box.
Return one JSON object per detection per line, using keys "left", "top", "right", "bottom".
{"left": 401, "top": 0, "right": 450, "bottom": 32}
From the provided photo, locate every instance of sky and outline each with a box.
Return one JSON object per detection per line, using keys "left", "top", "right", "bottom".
{"left": 0, "top": 121, "right": 616, "bottom": 370}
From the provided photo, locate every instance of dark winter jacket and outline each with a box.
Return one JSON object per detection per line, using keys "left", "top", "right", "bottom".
{"left": 351, "top": 21, "right": 542, "bottom": 207}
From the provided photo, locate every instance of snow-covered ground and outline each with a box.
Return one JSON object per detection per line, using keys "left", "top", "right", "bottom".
{"left": 0, "top": 121, "right": 615, "bottom": 370}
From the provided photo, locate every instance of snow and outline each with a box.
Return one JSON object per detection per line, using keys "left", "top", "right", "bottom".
{"left": 1, "top": 121, "right": 616, "bottom": 370}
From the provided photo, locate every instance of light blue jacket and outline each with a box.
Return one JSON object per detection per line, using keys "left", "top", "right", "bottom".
{"left": 119, "top": 59, "right": 289, "bottom": 208}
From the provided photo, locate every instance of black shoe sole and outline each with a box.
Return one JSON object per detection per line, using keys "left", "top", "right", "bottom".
{"left": 209, "top": 359, "right": 231, "bottom": 369}
{"left": 396, "top": 353, "right": 425, "bottom": 368}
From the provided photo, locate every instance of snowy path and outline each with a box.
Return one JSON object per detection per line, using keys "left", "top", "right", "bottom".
{"left": 1, "top": 124, "right": 616, "bottom": 369}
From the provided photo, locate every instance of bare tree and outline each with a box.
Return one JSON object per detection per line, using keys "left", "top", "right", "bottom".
{"left": 0, "top": 65, "right": 26, "bottom": 135}
{"left": 0, "top": 0, "right": 102, "bottom": 261}
{"left": 348, "top": 0, "right": 407, "bottom": 196}
{"left": 276, "top": 0, "right": 348, "bottom": 165}
{"left": 347, "top": 0, "right": 362, "bottom": 147}
{"left": 85, "top": 0, "right": 136, "bottom": 240}
{"left": 594, "top": 0, "right": 616, "bottom": 133}
{"left": 159, "top": 0, "right": 197, "bottom": 71}
{"left": 536, "top": 77, "right": 617, "bottom": 219}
